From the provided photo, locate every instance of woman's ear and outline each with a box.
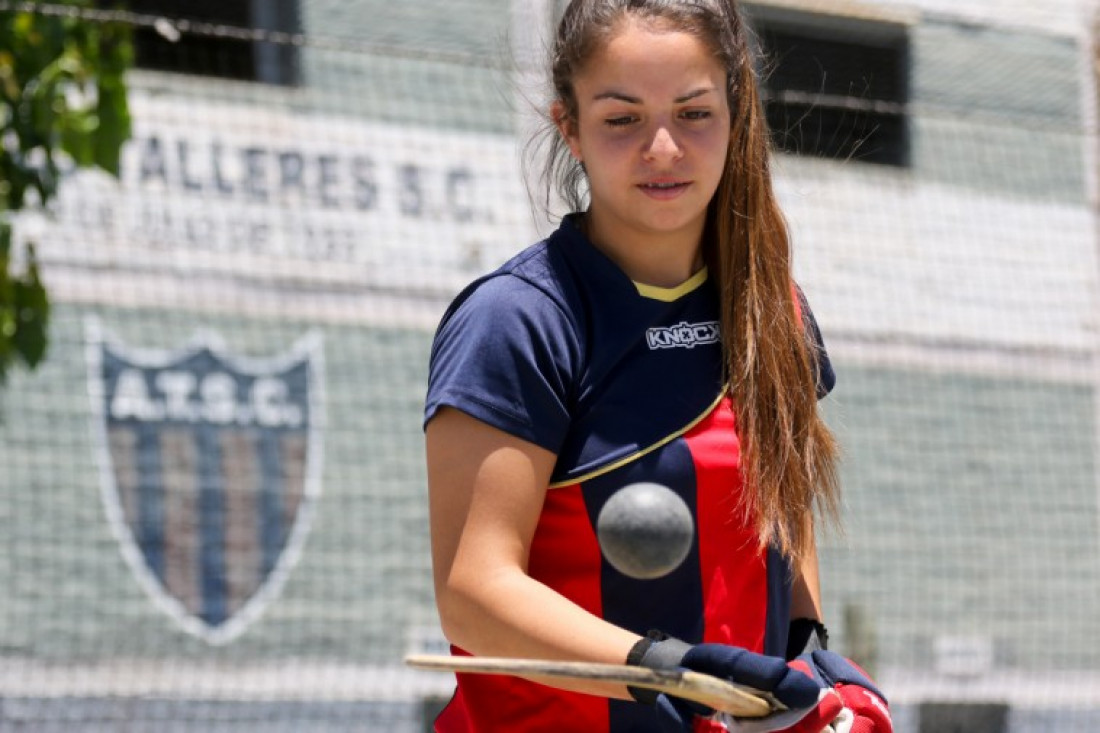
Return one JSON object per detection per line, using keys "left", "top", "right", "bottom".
{"left": 551, "top": 100, "right": 582, "bottom": 162}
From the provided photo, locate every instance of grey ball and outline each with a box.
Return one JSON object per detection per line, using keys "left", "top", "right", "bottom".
{"left": 596, "top": 482, "right": 694, "bottom": 580}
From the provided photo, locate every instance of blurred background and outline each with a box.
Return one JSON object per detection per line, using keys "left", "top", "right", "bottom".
{"left": 0, "top": 0, "right": 1098, "bottom": 730}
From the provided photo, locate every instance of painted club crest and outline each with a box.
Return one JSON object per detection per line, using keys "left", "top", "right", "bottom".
{"left": 85, "top": 319, "right": 324, "bottom": 644}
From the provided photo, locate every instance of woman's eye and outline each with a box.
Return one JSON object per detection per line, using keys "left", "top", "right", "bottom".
{"left": 682, "top": 109, "right": 712, "bottom": 121}
{"left": 605, "top": 115, "right": 636, "bottom": 127}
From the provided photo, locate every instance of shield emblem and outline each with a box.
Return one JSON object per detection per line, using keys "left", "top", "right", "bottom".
{"left": 85, "top": 319, "right": 324, "bottom": 645}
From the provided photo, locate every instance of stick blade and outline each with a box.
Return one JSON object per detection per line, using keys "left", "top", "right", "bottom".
{"left": 405, "top": 654, "right": 776, "bottom": 718}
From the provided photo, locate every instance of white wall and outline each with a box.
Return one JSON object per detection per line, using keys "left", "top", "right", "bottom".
{"left": 756, "top": 0, "right": 1096, "bottom": 37}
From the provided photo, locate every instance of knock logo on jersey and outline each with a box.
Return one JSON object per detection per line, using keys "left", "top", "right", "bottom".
{"left": 646, "top": 320, "right": 721, "bottom": 350}
{"left": 85, "top": 319, "right": 324, "bottom": 645}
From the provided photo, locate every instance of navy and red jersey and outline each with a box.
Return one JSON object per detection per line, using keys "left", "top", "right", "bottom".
{"left": 424, "top": 216, "right": 834, "bottom": 733}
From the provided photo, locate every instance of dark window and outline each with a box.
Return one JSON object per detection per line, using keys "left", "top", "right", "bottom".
{"left": 96, "top": 0, "right": 300, "bottom": 85}
{"left": 747, "top": 8, "right": 910, "bottom": 166}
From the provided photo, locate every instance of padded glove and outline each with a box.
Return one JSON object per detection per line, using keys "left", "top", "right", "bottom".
{"left": 626, "top": 634, "right": 827, "bottom": 733}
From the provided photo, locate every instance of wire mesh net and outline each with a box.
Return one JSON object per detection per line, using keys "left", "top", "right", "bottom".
{"left": 1, "top": 0, "right": 1099, "bottom": 731}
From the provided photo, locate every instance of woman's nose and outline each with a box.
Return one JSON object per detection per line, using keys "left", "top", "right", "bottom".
{"left": 644, "top": 126, "right": 683, "bottom": 162}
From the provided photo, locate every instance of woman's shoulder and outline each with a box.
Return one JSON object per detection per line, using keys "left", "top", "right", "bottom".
{"left": 493, "top": 239, "right": 567, "bottom": 294}
{"left": 500, "top": 221, "right": 589, "bottom": 292}
{"left": 443, "top": 222, "right": 589, "bottom": 325}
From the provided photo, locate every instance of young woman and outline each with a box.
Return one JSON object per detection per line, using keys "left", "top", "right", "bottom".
{"left": 424, "top": 1, "right": 892, "bottom": 731}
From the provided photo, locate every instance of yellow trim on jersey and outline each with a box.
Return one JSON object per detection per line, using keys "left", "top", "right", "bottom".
{"left": 633, "top": 267, "right": 708, "bottom": 302}
{"left": 547, "top": 389, "right": 728, "bottom": 489}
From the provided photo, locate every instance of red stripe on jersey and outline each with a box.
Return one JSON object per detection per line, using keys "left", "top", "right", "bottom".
{"left": 436, "top": 483, "right": 608, "bottom": 733}
{"left": 684, "top": 396, "right": 768, "bottom": 652}
{"left": 528, "top": 483, "right": 605, "bottom": 619}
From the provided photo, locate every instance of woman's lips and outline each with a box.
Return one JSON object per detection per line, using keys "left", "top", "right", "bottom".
{"left": 637, "top": 180, "right": 692, "bottom": 199}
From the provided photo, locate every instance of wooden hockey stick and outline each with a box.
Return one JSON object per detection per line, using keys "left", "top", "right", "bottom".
{"left": 405, "top": 654, "right": 779, "bottom": 718}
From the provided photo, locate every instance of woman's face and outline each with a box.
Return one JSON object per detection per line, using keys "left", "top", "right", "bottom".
{"left": 555, "top": 18, "right": 731, "bottom": 250}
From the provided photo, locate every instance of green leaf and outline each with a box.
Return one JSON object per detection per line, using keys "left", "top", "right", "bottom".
{"left": 60, "top": 104, "right": 99, "bottom": 167}
{"left": 3, "top": 151, "right": 31, "bottom": 210}
{"left": 0, "top": 220, "right": 10, "bottom": 257}
{"left": 95, "top": 82, "right": 130, "bottom": 176}
{"left": 11, "top": 249, "right": 49, "bottom": 368}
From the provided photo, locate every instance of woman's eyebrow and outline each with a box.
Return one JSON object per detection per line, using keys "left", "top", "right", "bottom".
{"left": 591, "top": 87, "right": 717, "bottom": 103}
{"left": 675, "top": 87, "right": 716, "bottom": 103}
{"left": 592, "top": 90, "right": 641, "bottom": 103}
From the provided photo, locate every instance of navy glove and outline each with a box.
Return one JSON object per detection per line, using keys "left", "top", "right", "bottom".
{"left": 625, "top": 634, "right": 825, "bottom": 732}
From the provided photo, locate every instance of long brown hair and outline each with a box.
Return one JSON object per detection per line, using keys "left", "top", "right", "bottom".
{"left": 543, "top": 0, "right": 840, "bottom": 560}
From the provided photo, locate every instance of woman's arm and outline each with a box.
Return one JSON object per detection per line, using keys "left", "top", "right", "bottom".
{"left": 787, "top": 520, "right": 828, "bottom": 660}
{"left": 789, "top": 531, "right": 823, "bottom": 623}
{"left": 426, "top": 406, "right": 640, "bottom": 698}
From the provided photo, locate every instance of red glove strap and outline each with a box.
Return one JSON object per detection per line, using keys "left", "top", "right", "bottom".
{"left": 836, "top": 683, "right": 893, "bottom": 732}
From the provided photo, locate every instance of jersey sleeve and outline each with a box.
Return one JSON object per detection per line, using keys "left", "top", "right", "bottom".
{"left": 794, "top": 285, "right": 836, "bottom": 399}
{"left": 424, "top": 275, "right": 580, "bottom": 454}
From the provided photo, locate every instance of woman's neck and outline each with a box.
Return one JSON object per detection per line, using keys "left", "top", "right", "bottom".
{"left": 580, "top": 210, "right": 705, "bottom": 288}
